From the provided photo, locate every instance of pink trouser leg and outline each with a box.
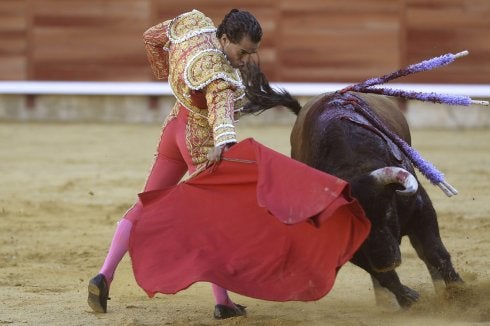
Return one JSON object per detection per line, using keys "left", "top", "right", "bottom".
{"left": 97, "top": 156, "right": 188, "bottom": 284}
{"left": 97, "top": 115, "right": 189, "bottom": 286}
{"left": 212, "top": 284, "right": 237, "bottom": 307}
{"left": 99, "top": 218, "right": 133, "bottom": 285}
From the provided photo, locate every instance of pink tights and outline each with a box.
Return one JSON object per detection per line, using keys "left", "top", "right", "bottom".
{"left": 99, "top": 218, "right": 132, "bottom": 284}
{"left": 98, "top": 109, "right": 236, "bottom": 306}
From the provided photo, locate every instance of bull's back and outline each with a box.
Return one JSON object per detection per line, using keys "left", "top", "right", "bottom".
{"left": 290, "top": 91, "right": 412, "bottom": 177}
{"left": 355, "top": 92, "right": 411, "bottom": 144}
{"left": 291, "top": 92, "right": 411, "bottom": 159}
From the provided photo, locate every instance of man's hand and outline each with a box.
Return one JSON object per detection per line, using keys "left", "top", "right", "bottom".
{"left": 207, "top": 143, "right": 235, "bottom": 163}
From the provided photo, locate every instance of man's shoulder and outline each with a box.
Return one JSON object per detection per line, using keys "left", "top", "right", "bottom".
{"left": 184, "top": 49, "right": 243, "bottom": 91}
{"left": 168, "top": 10, "right": 216, "bottom": 43}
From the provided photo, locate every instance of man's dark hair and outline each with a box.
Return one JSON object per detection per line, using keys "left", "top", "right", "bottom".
{"left": 216, "top": 9, "right": 262, "bottom": 43}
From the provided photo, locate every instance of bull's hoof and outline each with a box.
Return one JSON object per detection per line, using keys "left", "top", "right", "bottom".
{"left": 443, "top": 280, "right": 467, "bottom": 301}
{"left": 395, "top": 285, "right": 419, "bottom": 308}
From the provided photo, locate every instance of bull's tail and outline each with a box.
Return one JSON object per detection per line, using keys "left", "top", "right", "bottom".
{"left": 241, "top": 62, "right": 302, "bottom": 115}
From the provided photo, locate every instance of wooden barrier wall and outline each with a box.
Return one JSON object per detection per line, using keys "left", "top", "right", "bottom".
{"left": 1, "top": 0, "right": 489, "bottom": 83}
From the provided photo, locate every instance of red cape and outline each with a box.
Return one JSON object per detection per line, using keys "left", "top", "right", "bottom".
{"left": 129, "top": 138, "right": 370, "bottom": 301}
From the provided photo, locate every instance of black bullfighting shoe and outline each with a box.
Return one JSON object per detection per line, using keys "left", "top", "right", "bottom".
{"left": 213, "top": 303, "right": 247, "bottom": 319}
{"left": 87, "top": 274, "right": 110, "bottom": 313}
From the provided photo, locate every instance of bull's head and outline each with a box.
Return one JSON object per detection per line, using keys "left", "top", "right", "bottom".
{"left": 352, "top": 167, "right": 418, "bottom": 272}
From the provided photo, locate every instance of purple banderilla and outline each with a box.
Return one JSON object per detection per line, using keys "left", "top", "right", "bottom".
{"left": 342, "top": 50, "right": 488, "bottom": 107}
{"left": 335, "top": 50, "right": 490, "bottom": 196}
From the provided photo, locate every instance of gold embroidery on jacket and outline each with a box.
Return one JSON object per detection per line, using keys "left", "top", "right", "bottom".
{"left": 168, "top": 10, "right": 216, "bottom": 43}
{"left": 143, "top": 20, "right": 171, "bottom": 79}
{"left": 185, "top": 50, "right": 242, "bottom": 90}
{"left": 186, "top": 111, "right": 214, "bottom": 166}
{"left": 206, "top": 80, "right": 237, "bottom": 146}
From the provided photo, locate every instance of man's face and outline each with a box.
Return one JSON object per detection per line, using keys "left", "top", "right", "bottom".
{"left": 220, "top": 34, "right": 260, "bottom": 69}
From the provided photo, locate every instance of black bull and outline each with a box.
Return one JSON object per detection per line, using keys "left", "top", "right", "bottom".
{"left": 243, "top": 82, "right": 463, "bottom": 307}
{"left": 289, "top": 91, "right": 462, "bottom": 307}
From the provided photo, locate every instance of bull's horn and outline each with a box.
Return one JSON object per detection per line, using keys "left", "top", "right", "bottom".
{"left": 370, "top": 167, "right": 418, "bottom": 196}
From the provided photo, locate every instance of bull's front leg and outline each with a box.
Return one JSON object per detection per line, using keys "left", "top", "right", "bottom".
{"left": 407, "top": 187, "right": 463, "bottom": 293}
{"left": 351, "top": 252, "right": 419, "bottom": 308}
{"left": 372, "top": 270, "right": 420, "bottom": 308}
{"left": 409, "top": 234, "right": 463, "bottom": 293}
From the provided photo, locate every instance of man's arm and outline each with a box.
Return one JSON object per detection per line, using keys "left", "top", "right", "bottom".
{"left": 205, "top": 79, "right": 238, "bottom": 162}
{"left": 143, "top": 20, "right": 171, "bottom": 79}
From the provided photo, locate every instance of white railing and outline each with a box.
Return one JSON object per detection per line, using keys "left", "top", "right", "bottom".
{"left": 1, "top": 81, "right": 489, "bottom": 98}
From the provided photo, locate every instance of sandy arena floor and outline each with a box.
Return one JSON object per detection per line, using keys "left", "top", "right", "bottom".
{"left": 1, "top": 121, "right": 489, "bottom": 325}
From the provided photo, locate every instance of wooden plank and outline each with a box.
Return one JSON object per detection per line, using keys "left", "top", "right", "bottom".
{"left": 278, "top": 5, "right": 400, "bottom": 82}
{"left": 30, "top": 0, "right": 151, "bottom": 81}
{"left": 279, "top": 0, "right": 399, "bottom": 13}
{"left": 405, "top": 0, "right": 490, "bottom": 83}
{"left": 0, "top": 0, "right": 28, "bottom": 80}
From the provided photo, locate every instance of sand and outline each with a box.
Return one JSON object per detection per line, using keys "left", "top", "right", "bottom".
{"left": 1, "top": 121, "right": 489, "bottom": 325}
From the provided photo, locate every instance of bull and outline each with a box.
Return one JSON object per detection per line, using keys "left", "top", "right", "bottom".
{"left": 241, "top": 65, "right": 464, "bottom": 308}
